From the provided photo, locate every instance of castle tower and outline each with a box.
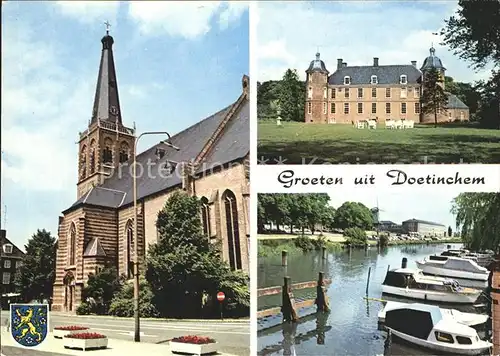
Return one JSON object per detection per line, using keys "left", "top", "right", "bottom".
{"left": 76, "top": 28, "right": 135, "bottom": 199}
{"left": 420, "top": 46, "right": 446, "bottom": 90}
{"left": 305, "top": 52, "right": 329, "bottom": 124}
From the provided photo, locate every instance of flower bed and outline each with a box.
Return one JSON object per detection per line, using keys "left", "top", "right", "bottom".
{"left": 63, "top": 332, "right": 108, "bottom": 351}
{"left": 170, "top": 335, "right": 217, "bottom": 355}
{"left": 53, "top": 325, "right": 90, "bottom": 339}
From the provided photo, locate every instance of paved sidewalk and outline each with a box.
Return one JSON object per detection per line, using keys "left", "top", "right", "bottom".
{"left": 1, "top": 329, "right": 243, "bottom": 356}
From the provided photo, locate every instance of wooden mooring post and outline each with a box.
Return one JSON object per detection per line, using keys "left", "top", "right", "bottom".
{"left": 366, "top": 267, "right": 372, "bottom": 296}
{"left": 257, "top": 272, "right": 333, "bottom": 321}
{"left": 321, "top": 246, "right": 327, "bottom": 260}
{"left": 282, "top": 250, "right": 288, "bottom": 266}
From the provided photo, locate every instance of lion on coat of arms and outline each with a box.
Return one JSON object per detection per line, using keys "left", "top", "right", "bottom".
{"left": 10, "top": 304, "right": 48, "bottom": 347}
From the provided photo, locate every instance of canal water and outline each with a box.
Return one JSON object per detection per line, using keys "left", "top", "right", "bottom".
{"left": 257, "top": 243, "right": 491, "bottom": 356}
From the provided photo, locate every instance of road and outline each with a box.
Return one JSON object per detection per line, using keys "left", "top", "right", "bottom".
{"left": 0, "top": 311, "right": 250, "bottom": 355}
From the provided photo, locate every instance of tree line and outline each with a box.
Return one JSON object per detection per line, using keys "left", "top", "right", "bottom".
{"left": 258, "top": 193, "right": 374, "bottom": 234}
{"left": 258, "top": 1, "right": 499, "bottom": 129}
{"left": 12, "top": 192, "right": 249, "bottom": 319}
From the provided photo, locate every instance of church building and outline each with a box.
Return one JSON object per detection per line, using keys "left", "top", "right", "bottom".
{"left": 304, "top": 47, "right": 469, "bottom": 124}
{"left": 52, "top": 31, "right": 250, "bottom": 312}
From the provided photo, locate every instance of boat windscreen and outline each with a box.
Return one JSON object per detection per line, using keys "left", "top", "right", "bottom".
{"left": 383, "top": 271, "right": 408, "bottom": 287}
{"left": 429, "top": 255, "right": 448, "bottom": 261}
{"left": 385, "top": 309, "right": 434, "bottom": 340}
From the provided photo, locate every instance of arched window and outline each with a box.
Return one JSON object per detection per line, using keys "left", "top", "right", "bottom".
{"left": 68, "top": 223, "right": 76, "bottom": 266}
{"left": 102, "top": 138, "right": 113, "bottom": 164}
{"left": 89, "top": 139, "right": 96, "bottom": 174}
{"left": 126, "top": 220, "right": 134, "bottom": 279}
{"left": 223, "top": 190, "right": 242, "bottom": 270}
{"left": 119, "top": 142, "right": 129, "bottom": 163}
{"left": 201, "top": 197, "right": 211, "bottom": 238}
{"left": 80, "top": 145, "right": 87, "bottom": 179}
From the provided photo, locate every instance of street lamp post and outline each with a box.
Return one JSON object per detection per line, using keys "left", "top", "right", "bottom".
{"left": 132, "top": 131, "right": 179, "bottom": 342}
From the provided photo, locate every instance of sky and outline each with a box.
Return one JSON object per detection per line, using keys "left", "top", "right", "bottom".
{"left": 256, "top": 1, "right": 493, "bottom": 83}
{"left": 1, "top": 1, "right": 248, "bottom": 249}
{"left": 327, "top": 189, "right": 462, "bottom": 230}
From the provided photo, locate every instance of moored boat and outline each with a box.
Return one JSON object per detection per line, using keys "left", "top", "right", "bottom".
{"left": 384, "top": 303, "right": 492, "bottom": 355}
{"left": 416, "top": 255, "right": 489, "bottom": 282}
{"left": 381, "top": 268, "right": 482, "bottom": 304}
{"left": 378, "top": 301, "right": 489, "bottom": 327}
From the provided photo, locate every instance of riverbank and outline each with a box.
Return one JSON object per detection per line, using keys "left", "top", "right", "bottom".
{"left": 257, "top": 234, "right": 463, "bottom": 257}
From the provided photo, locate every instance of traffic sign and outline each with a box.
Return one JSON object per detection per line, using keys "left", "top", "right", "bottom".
{"left": 217, "top": 292, "right": 225, "bottom": 302}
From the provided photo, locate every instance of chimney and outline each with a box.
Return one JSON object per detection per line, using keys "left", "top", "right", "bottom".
{"left": 411, "top": 60, "right": 417, "bottom": 67}
{"left": 373, "top": 57, "right": 379, "bottom": 67}
{"left": 337, "top": 58, "right": 343, "bottom": 70}
{"left": 342, "top": 62, "right": 347, "bottom": 68}
{"left": 0, "top": 229, "right": 5, "bottom": 241}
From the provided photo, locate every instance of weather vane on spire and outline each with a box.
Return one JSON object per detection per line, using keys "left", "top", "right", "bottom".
{"left": 104, "top": 21, "right": 111, "bottom": 35}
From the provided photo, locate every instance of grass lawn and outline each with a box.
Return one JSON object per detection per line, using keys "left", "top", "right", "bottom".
{"left": 257, "top": 121, "right": 500, "bottom": 164}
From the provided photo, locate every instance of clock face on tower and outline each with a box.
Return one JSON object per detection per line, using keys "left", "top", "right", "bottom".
{"left": 110, "top": 106, "right": 119, "bottom": 115}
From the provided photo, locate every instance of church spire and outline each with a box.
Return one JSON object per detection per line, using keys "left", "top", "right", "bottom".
{"left": 90, "top": 22, "right": 122, "bottom": 125}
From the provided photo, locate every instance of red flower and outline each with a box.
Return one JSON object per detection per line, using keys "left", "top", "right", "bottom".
{"left": 54, "top": 325, "right": 89, "bottom": 331}
{"left": 65, "top": 332, "right": 107, "bottom": 339}
{"left": 171, "top": 335, "right": 215, "bottom": 344}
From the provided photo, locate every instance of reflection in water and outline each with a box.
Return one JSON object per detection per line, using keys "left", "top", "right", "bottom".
{"left": 258, "top": 243, "right": 491, "bottom": 355}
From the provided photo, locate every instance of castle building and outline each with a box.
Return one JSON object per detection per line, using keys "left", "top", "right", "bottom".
{"left": 304, "top": 48, "right": 469, "bottom": 124}
{"left": 52, "top": 32, "right": 250, "bottom": 312}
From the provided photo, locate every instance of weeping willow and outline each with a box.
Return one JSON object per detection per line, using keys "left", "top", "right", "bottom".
{"left": 451, "top": 193, "right": 500, "bottom": 253}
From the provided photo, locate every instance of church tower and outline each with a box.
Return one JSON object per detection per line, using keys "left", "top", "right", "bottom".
{"left": 305, "top": 52, "right": 329, "bottom": 124}
{"left": 77, "top": 28, "right": 135, "bottom": 199}
{"left": 420, "top": 46, "right": 446, "bottom": 90}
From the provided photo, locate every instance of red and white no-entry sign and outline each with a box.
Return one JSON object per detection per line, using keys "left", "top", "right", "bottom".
{"left": 217, "top": 292, "right": 225, "bottom": 302}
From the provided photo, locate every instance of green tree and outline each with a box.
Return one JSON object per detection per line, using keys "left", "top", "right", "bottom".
{"left": 333, "top": 202, "right": 374, "bottom": 230}
{"left": 257, "top": 81, "right": 281, "bottom": 119}
{"left": 448, "top": 226, "right": 452, "bottom": 237}
{"left": 14, "top": 229, "right": 56, "bottom": 302}
{"left": 451, "top": 193, "right": 500, "bottom": 252}
{"left": 146, "top": 192, "right": 249, "bottom": 318}
{"left": 278, "top": 69, "right": 305, "bottom": 122}
{"left": 421, "top": 68, "right": 449, "bottom": 127}
{"left": 441, "top": 0, "right": 500, "bottom": 129}
{"left": 79, "top": 267, "right": 123, "bottom": 315}
{"left": 109, "top": 277, "right": 159, "bottom": 318}
{"left": 445, "top": 76, "right": 480, "bottom": 115}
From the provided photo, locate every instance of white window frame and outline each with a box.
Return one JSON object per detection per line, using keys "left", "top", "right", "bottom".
{"left": 385, "top": 88, "right": 391, "bottom": 98}
{"left": 386, "top": 103, "right": 391, "bottom": 114}
{"left": 357, "top": 88, "right": 363, "bottom": 98}
{"left": 344, "top": 76, "right": 351, "bottom": 85}
{"left": 400, "top": 74, "right": 408, "bottom": 84}
{"left": 323, "top": 102, "right": 327, "bottom": 114}
{"left": 2, "top": 272, "right": 10, "bottom": 285}
{"left": 414, "top": 87, "right": 420, "bottom": 98}
{"left": 323, "top": 87, "right": 327, "bottom": 99}
{"left": 344, "top": 88, "right": 350, "bottom": 99}
{"left": 2, "top": 244, "right": 12, "bottom": 254}
{"left": 400, "top": 87, "right": 407, "bottom": 98}
{"left": 371, "top": 75, "right": 378, "bottom": 84}
{"left": 372, "top": 103, "right": 377, "bottom": 114}
{"left": 307, "top": 102, "right": 312, "bottom": 114}
{"left": 331, "top": 103, "right": 336, "bottom": 114}
{"left": 331, "top": 88, "right": 336, "bottom": 99}
{"left": 414, "top": 102, "right": 420, "bottom": 114}
{"left": 371, "top": 88, "right": 377, "bottom": 98}
{"left": 344, "top": 103, "right": 349, "bottom": 114}
{"left": 401, "top": 102, "right": 407, "bottom": 114}
{"left": 357, "top": 103, "right": 363, "bottom": 114}
{"left": 4, "top": 260, "right": 11, "bottom": 268}
{"left": 308, "top": 87, "right": 312, "bottom": 99}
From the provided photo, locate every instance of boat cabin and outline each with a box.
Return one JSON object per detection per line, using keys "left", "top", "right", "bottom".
{"left": 382, "top": 268, "right": 459, "bottom": 293}
{"left": 427, "top": 255, "right": 487, "bottom": 273}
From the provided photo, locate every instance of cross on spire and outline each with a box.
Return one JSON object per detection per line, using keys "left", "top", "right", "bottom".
{"left": 104, "top": 21, "right": 111, "bottom": 35}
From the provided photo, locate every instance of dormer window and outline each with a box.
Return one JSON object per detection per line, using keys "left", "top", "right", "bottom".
{"left": 155, "top": 148, "right": 166, "bottom": 160}
{"left": 400, "top": 75, "right": 408, "bottom": 84}
{"left": 161, "top": 161, "right": 177, "bottom": 176}
{"left": 308, "top": 87, "right": 312, "bottom": 99}
{"left": 344, "top": 76, "right": 351, "bottom": 85}
{"left": 371, "top": 75, "right": 378, "bottom": 84}
{"left": 2, "top": 244, "right": 13, "bottom": 254}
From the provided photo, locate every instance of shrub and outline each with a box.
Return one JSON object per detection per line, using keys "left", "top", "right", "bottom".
{"left": 294, "top": 235, "right": 315, "bottom": 251}
{"left": 76, "top": 302, "right": 92, "bottom": 315}
{"left": 379, "top": 234, "right": 389, "bottom": 248}
{"left": 109, "top": 278, "right": 159, "bottom": 318}
{"left": 344, "top": 227, "right": 368, "bottom": 247}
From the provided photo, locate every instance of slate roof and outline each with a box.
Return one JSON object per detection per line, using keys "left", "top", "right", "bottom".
{"left": 328, "top": 64, "right": 422, "bottom": 85}
{"left": 83, "top": 237, "right": 107, "bottom": 257}
{"left": 65, "top": 96, "right": 249, "bottom": 213}
{"left": 402, "top": 218, "right": 446, "bottom": 227}
{"left": 446, "top": 93, "right": 468, "bottom": 109}
{"left": 306, "top": 53, "right": 329, "bottom": 74}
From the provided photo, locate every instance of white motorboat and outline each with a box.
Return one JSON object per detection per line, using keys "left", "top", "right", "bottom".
{"left": 384, "top": 303, "right": 492, "bottom": 355}
{"left": 378, "top": 301, "right": 489, "bottom": 326}
{"left": 416, "top": 255, "right": 489, "bottom": 282}
{"left": 381, "top": 268, "right": 482, "bottom": 304}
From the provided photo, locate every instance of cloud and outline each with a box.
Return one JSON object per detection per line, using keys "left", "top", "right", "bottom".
{"left": 256, "top": 1, "right": 491, "bottom": 83}
{"left": 1, "top": 20, "right": 92, "bottom": 192}
{"left": 54, "top": 1, "right": 120, "bottom": 26}
{"left": 128, "top": 1, "right": 246, "bottom": 39}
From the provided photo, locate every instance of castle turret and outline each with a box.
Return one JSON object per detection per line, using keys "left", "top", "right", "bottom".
{"left": 305, "top": 52, "right": 330, "bottom": 123}
{"left": 421, "top": 47, "right": 446, "bottom": 90}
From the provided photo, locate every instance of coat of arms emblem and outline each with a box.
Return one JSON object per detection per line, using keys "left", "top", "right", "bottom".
{"left": 10, "top": 304, "right": 49, "bottom": 347}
